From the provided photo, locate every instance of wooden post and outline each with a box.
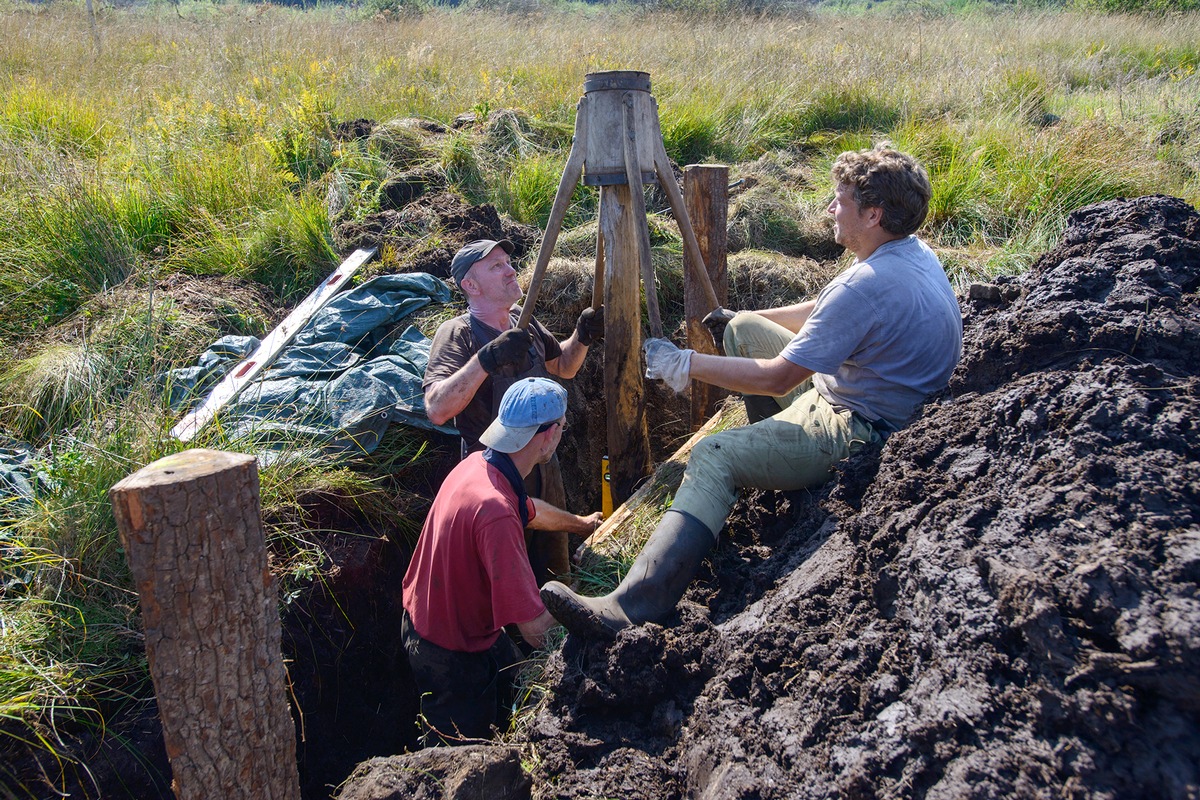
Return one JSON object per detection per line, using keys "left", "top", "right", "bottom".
{"left": 109, "top": 449, "right": 300, "bottom": 800}
{"left": 600, "top": 186, "right": 651, "bottom": 506}
{"left": 684, "top": 164, "right": 730, "bottom": 431}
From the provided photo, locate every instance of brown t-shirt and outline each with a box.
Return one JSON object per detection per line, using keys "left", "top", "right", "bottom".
{"left": 422, "top": 309, "right": 563, "bottom": 453}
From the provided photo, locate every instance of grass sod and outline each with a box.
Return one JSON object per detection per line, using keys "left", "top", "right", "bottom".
{"left": 0, "top": 0, "right": 1198, "bottom": 786}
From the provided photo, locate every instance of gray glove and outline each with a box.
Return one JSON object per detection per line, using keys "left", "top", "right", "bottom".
{"left": 643, "top": 337, "right": 693, "bottom": 393}
{"left": 701, "top": 306, "right": 738, "bottom": 345}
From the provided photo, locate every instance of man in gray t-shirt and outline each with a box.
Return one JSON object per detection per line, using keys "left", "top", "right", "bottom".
{"left": 542, "top": 147, "right": 963, "bottom": 640}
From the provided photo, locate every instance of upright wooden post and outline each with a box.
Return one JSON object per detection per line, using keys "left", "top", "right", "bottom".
{"left": 109, "top": 449, "right": 300, "bottom": 800}
{"left": 684, "top": 164, "right": 730, "bottom": 431}
{"left": 600, "top": 187, "right": 651, "bottom": 506}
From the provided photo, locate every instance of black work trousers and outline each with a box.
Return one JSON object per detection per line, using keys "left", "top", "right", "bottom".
{"left": 401, "top": 610, "right": 524, "bottom": 745}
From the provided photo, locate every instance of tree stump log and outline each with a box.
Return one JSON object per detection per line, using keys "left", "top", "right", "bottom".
{"left": 109, "top": 448, "right": 300, "bottom": 800}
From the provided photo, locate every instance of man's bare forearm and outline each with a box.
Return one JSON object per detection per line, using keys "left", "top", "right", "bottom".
{"left": 529, "top": 498, "right": 602, "bottom": 535}
{"left": 689, "top": 352, "right": 813, "bottom": 397}
{"left": 424, "top": 357, "right": 487, "bottom": 425}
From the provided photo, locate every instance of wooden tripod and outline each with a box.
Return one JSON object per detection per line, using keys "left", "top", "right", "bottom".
{"left": 516, "top": 71, "right": 721, "bottom": 505}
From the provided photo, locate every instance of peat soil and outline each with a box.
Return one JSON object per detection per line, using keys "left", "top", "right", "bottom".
{"left": 497, "top": 194, "right": 1200, "bottom": 799}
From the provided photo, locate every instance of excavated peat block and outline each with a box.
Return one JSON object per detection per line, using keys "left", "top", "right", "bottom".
{"left": 511, "top": 195, "right": 1200, "bottom": 799}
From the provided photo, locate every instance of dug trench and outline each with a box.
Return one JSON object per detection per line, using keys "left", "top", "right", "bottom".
{"left": 33, "top": 194, "right": 1197, "bottom": 799}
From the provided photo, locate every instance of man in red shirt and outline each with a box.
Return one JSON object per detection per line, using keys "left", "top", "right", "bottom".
{"left": 402, "top": 376, "right": 567, "bottom": 743}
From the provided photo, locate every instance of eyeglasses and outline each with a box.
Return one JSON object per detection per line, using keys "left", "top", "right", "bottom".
{"left": 537, "top": 419, "right": 568, "bottom": 434}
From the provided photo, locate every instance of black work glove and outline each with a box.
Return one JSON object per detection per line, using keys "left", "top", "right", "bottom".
{"left": 701, "top": 306, "right": 737, "bottom": 345}
{"left": 478, "top": 328, "right": 533, "bottom": 376}
{"left": 575, "top": 305, "right": 604, "bottom": 346}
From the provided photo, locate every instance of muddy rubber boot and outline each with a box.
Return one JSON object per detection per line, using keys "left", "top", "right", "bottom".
{"left": 742, "top": 393, "right": 780, "bottom": 424}
{"left": 540, "top": 510, "right": 714, "bottom": 640}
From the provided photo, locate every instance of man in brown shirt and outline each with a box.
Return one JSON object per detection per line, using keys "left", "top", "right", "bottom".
{"left": 423, "top": 239, "right": 603, "bottom": 583}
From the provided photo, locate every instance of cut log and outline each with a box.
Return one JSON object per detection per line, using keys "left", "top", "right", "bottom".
{"left": 109, "top": 449, "right": 300, "bottom": 800}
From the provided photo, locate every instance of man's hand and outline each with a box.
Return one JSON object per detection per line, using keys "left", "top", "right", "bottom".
{"left": 478, "top": 328, "right": 533, "bottom": 376}
{"left": 577, "top": 511, "right": 603, "bottom": 534}
{"left": 575, "top": 306, "right": 604, "bottom": 346}
{"left": 643, "top": 337, "right": 693, "bottom": 393}
{"left": 701, "top": 306, "right": 738, "bottom": 345}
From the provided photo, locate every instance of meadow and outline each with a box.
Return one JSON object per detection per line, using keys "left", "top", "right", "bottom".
{"left": 1, "top": 0, "right": 1198, "bottom": 791}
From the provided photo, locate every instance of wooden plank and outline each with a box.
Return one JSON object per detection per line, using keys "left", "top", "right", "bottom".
{"left": 585, "top": 400, "right": 745, "bottom": 552}
{"left": 684, "top": 164, "right": 730, "bottom": 431}
{"left": 170, "top": 248, "right": 377, "bottom": 442}
{"left": 600, "top": 185, "right": 651, "bottom": 507}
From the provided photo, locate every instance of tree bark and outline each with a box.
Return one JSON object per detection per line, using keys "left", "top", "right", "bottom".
{"left": 109, "top": 449, "right": 300, "bottom": 800}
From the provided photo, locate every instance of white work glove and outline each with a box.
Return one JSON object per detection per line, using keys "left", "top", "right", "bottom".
{"left": 643, "top": 337, "right": 693, "bottom": 393}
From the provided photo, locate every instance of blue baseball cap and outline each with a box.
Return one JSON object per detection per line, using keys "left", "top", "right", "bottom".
{"left": 479, "top": 377, "right": 568, "bottom": 453}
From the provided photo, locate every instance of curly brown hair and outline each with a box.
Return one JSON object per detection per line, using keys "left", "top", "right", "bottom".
{"left": 830, "top": 146, "right": 931, "bottom": 236}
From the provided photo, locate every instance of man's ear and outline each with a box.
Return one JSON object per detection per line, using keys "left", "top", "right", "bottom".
{"left": 864, "top": 204, "right": 884, "bottom": 228}
{"left": 460, "top": 275, "right": 479, "bottom": 296}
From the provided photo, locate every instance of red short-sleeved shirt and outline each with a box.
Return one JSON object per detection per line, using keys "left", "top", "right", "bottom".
{"left": 401, "top": 452, "right": 544, "bottom": 653}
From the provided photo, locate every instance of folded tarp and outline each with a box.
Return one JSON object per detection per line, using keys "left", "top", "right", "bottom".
{"left": 164, "top": 272, "right": 456, "bottom": 458}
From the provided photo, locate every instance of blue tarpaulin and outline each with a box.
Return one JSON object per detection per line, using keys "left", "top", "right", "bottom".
{"left": 164, "top": 272, "right": 457, "bottom": 458}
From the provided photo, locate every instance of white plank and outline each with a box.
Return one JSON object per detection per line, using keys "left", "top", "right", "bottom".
{"left": 170, "top": 248, "right": 377, "bottom": 442}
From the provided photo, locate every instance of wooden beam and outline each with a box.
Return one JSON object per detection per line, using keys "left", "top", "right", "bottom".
{"left": 517, "top": 97, "right": 588, "bottom": 330}
{"left": 585, "top": 400, "right": 745, "bottom": 553}
{"left": 110, "top": 449, "right": 300, "bottom": 800}
{"left": 600, "top": 185, "right": 651, "bottom": 507}
{"left": 684, "top": 164, "right": 730, "bottom": 431}
{"left": 170, "top": 248, "right": 376, "bottom": 442}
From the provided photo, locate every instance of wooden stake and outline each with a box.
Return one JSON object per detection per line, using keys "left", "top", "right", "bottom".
{"left": 600, "top": 185, "right": 651, "bottom": 506}
{"left": 684, "top": 164, "right": 730, "bottom": 431}
{"left": 649, "top": 100, "right": 720, "bottom": 312}
{"left": 109, "top": 449, "right": 300, "bottom": 800}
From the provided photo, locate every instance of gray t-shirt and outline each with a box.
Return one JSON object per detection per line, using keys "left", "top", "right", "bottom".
{"left": 781, "top": 235, "right": 962, "bottom": 428}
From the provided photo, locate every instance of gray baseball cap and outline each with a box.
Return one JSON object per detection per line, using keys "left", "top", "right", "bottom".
{"left": 450, "top": 239, "right": 514, "bottom": 288}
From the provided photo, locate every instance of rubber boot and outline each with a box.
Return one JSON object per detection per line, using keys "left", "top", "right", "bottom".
{"left": 742, "top": 393, "right": 781, "bottom": 424}
{"left": 540, "top": 510, "right": 714, "bottom": 640}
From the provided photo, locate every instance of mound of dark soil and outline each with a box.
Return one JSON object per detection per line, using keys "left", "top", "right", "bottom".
{"left": 511, "top": 194, "right": 1200, "bottom": 798}
{"left": 334, "top": 193, "right": 540, "bottom": 273}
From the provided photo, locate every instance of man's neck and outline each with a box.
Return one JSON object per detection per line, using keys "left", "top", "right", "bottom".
{"left": 468, "top": 301, "right": 514, "bottom": 330}
{"left": 506, "top": 447, "right": 540, "bottom": 479}
{"left": 853, "top": 231, "right": 907, "bottom": 262}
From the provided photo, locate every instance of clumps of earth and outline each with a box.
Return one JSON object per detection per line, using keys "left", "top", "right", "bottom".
{"left": 340, "top": 194, "right": 1200, "bottom": 800}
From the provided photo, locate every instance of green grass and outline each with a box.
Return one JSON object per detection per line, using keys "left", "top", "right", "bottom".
{"left": 0, "top": 0, "right": 1198, "bottom": 787}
